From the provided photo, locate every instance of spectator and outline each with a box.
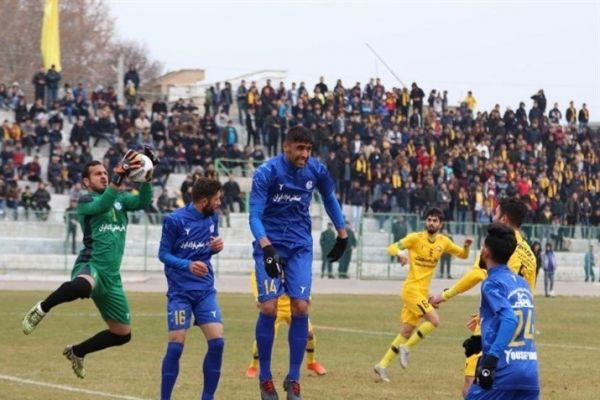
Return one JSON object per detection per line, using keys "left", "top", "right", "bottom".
{"left": 578, "top": 103, "right": 589, "bottom": 131}
{"left": 531, "top": 241, "right": 543, "bottom": 286}
{"left": 45, "top": 65, "right": 61, "bottom": 108}
{"left": 236, "top": 80, "right": 248, "bottom": 125}
{"left": 0, "top": 177, "right": 5, "bottom": 218}
{"left": 20, "top": 185, "right": 34, "bottom": 220}
{"left": 33, "top": 182, "right": 51, "bottom": 221}
{"left": 319, "top": 223, "right": 336, "bottom": 279}
{"left": 348, "top": 180, "right": 364, "bottom": 232}
{"left": 438, "top": 228, "right": 453, "bottom": 279}
{"left": 222, "top": 175, "right": 244, "bottom": 212}
{"left": 64, "top": 199, "right": 78, "bottom": 254}
{"left": 371, "top": 192, "right": 392, "bottom": 232}
{"left": 32, "top": 67, "right": 47, "bottom": 102}
{"left": 124, "top": 64, "right": 140, "bottom": 90}
{"left": 542, "top": 242, "right": 556, "bottom": 297}
{"left": 337, "top": 221, "right": 357, "bottom": 279}
{"left": 464, "top": 90, "right": 477, "bottom": 113}
{"left": 584, "top": 244, "right": 596, "bottom": 283}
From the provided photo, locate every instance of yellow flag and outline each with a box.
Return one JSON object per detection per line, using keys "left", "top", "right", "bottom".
{"left": 41, "top": 0, "right": 61, "bottom": 71}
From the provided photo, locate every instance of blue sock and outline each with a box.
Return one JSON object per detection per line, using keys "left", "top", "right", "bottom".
{"left": 288, "top": 314, "right": 309, "bottom": 381}
{"left": 255, "top": 312, "right": 276, "bottom": 381}
{"left": 201, "top": 337, "right": 224, "bottom": 400}
{"left": 161, "top": 341, "right": 184, "bottom": 400}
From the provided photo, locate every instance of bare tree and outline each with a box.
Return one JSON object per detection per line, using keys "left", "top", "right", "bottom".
{"left": 0, "top": 0, "right": 163, "bottom": 98}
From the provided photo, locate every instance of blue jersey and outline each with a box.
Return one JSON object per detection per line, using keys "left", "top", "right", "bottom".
{"left": 249, "top": 154, "right": 344, "bottom": 248}
{"left": 158, "top": 204, "right": 219, "bottom": 293}
{"left": 480, "top": 265, "right": 539, "bottom": 391}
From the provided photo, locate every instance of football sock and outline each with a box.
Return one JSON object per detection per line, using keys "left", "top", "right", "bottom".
{"left": 250, "top": 340, "right": 259, "bottom": 368}
{"left": 40, "top": 277, "right": 92, "bottom": 313}
{"left": 161, "top": 341, "right": 184, "bottom": 400}
{"left": 255, "top": 313, "right": 276, "bottom": 381}
{"left": 201, "top": 338, "right": 224, "bottom": 400}
{"left": 72, "top": 330, "right": 131, "bottom": 357}
{"left": 288, "top": 314, "right": 309, "bottom": 381}
{"left": 306, "top": 334, "right": 316, "bottom": 364}
{"left": 379, "top": 334, "right": 408, "bottom": 368}
{"left": 405, "top": 321, "right": 436, "bottom": 349}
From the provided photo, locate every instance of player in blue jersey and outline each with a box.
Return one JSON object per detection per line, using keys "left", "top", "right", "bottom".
{"left": 158, "top": 178, "right": 225, "bottom": 400}
{"left": 467, "top": 223, "right": 540, "bottom": 400}
{"left": 249, "top": 126, "right": 348, "bottom": 400}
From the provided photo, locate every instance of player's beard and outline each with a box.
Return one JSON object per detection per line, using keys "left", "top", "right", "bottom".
{"left": 426, "top": 226, "right": 438, "bottom": 235}
{"left": 202, "top": 205, "right": 215, "bottom": 216}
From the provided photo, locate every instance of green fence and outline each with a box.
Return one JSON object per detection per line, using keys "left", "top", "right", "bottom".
{"left": 1, "top": 207, "right": 598, "bottom": 278}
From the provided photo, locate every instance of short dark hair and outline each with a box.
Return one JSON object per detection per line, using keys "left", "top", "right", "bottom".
{"left": 498, "top": 198, "right": 528, "bottom": 227}
{"left": 285, "top": 126, "right": 313, "bottom": 145}
{"left": 425, "top": 207, "right": 444, "bottom": 221}
{"left": 191, "top": 178, "right": 222, "bottom": 202}
{"left": 83, "top": 160, "right": 103, "bottom": 181}
{"left": 484, "top": 223, "right": 517, "bottom": 264}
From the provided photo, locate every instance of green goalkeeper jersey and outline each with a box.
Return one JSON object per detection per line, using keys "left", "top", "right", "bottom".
{"left": 75, "top": 183, "right": 152, "bottom": 277}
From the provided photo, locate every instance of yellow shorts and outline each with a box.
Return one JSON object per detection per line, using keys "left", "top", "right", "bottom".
{"left": 274, "top": 296, "right": 313, "bottom": 333}
{"left": 400, "top": 291, "right": 434, "bottom": 326}
{"left": 464, "top": 352, "right": 481, "bottom": 377}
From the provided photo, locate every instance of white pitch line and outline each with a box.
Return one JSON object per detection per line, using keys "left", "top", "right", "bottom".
{"left": 313, "top": 324, "right": 600, "bottom": 352}
{"left": 0, "top": 373, "right": 150, "bottom": 400}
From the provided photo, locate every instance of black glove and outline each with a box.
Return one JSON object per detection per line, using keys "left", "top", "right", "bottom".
{"left": 143, "top": 145, "right": 160, "bottom": 166}
{"left": 263, "top": 245, "right": 284, "bottom": 279}
{"left": 111, "top": 149, "right": 141, "bottom": 186}
{"left": 475, "top": 354, "right": 498, "bottom": 390}
{"left": 462, "top": 335, "right": 482, "bottom": 357}
{"left": 327, "top": 236, "right": 348, "bottom": 262}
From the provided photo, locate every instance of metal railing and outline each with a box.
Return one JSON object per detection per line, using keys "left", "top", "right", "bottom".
{"left": 1, "top": 208, "right": 598, "bottom": 279}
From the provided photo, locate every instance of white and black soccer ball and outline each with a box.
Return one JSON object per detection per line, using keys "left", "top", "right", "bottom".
{"left": 128, "top": 153, "right": 154, "bottom": 183}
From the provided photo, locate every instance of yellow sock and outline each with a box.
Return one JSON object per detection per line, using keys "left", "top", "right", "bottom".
{"left": 250, "top": 340, "right": 259, "bottom": 368}
{"left": 306, "top": 335, "right": 316, "bottom": 363}
{"left": 379, "top": 334, "right": 407, "bottom": 368}
{"left": 405, "top": 321, "right": 436, "bottom": 349}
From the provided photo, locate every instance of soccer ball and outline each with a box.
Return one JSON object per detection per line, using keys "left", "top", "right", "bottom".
{"left": 128, "top": 153, "right": 154, "bottom": 183}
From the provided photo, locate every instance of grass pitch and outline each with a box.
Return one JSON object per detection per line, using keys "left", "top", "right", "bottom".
{"left": 1, "top": 291, "right": 598, "bottom": 399}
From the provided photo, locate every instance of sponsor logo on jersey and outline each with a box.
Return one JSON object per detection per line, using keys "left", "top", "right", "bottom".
{"left": 279, "top": 184, "right": 284, "bottom": 191}
{"left": 184, "top": 227, "right": 191, "bottom": 235}
{"left": 509, "top": 288, "right": 534, "bottom": 309}
{"left": 272, "top": 193, "right": 302, "bottom": 203}
{"left": 114, "top": 201, "right": 122, "bottom": 210}
{"left": 180, "top": 240, "right": 210, "bottom": 250}
{"left": 504, "top": 348, "right": 538, "bottom": 364}
{"left": 98, "top": 223, "right": 126, "bottom": 233}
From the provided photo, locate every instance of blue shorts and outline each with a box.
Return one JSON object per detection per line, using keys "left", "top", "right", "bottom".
{"left": 166, "top": 289, "right": 222, "bottom": 331}
{"left": 467, "top": 385, "right": 539, "bottom": 400}
{"left": 253, "top": 242, "right": 312, "bottom": 302}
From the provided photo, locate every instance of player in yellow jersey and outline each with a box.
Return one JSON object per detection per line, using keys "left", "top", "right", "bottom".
{"left": 428, "top": 198, "right": 537, "bottom": 398}
{"left": 374, "top": 208, "right": 472, "bottom": 382}
{"left": 245, "top": 271, "right": 326, "bottom": 378}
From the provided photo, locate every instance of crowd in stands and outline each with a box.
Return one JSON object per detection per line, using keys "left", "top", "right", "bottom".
{"left": 1, "top": 66, "right": 599, "bottom": 243}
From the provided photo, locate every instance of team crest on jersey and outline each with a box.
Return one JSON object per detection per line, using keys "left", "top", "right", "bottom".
{"left": 305, "top": 180, "right": 313, "bottom": 189}
{"left": 114, "top": 202, "right": 122, "bottom": 210}
{"left": 436, "top": 245, "right": 443, "bottom": 253}
{"left": 210, "top": 224, "right": 215, "bottom": 233}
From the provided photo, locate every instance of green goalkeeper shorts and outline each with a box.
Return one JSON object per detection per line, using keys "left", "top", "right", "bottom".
{"left": 71, "top": 263, "right": 131, "bottom": 325}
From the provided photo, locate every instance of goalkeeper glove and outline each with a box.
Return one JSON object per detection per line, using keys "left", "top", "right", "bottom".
{"left": 112, "top": 150, "right": 142, "bottom": 186}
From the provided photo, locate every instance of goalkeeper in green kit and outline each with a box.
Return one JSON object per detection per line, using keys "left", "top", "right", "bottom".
{"left": 21, "top": 147, "right": 159, "bottom": 379}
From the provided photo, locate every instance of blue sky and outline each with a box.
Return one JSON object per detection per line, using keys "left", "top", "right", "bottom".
{"left": 107, "top": 0, "right": 600, "bottom": 116}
